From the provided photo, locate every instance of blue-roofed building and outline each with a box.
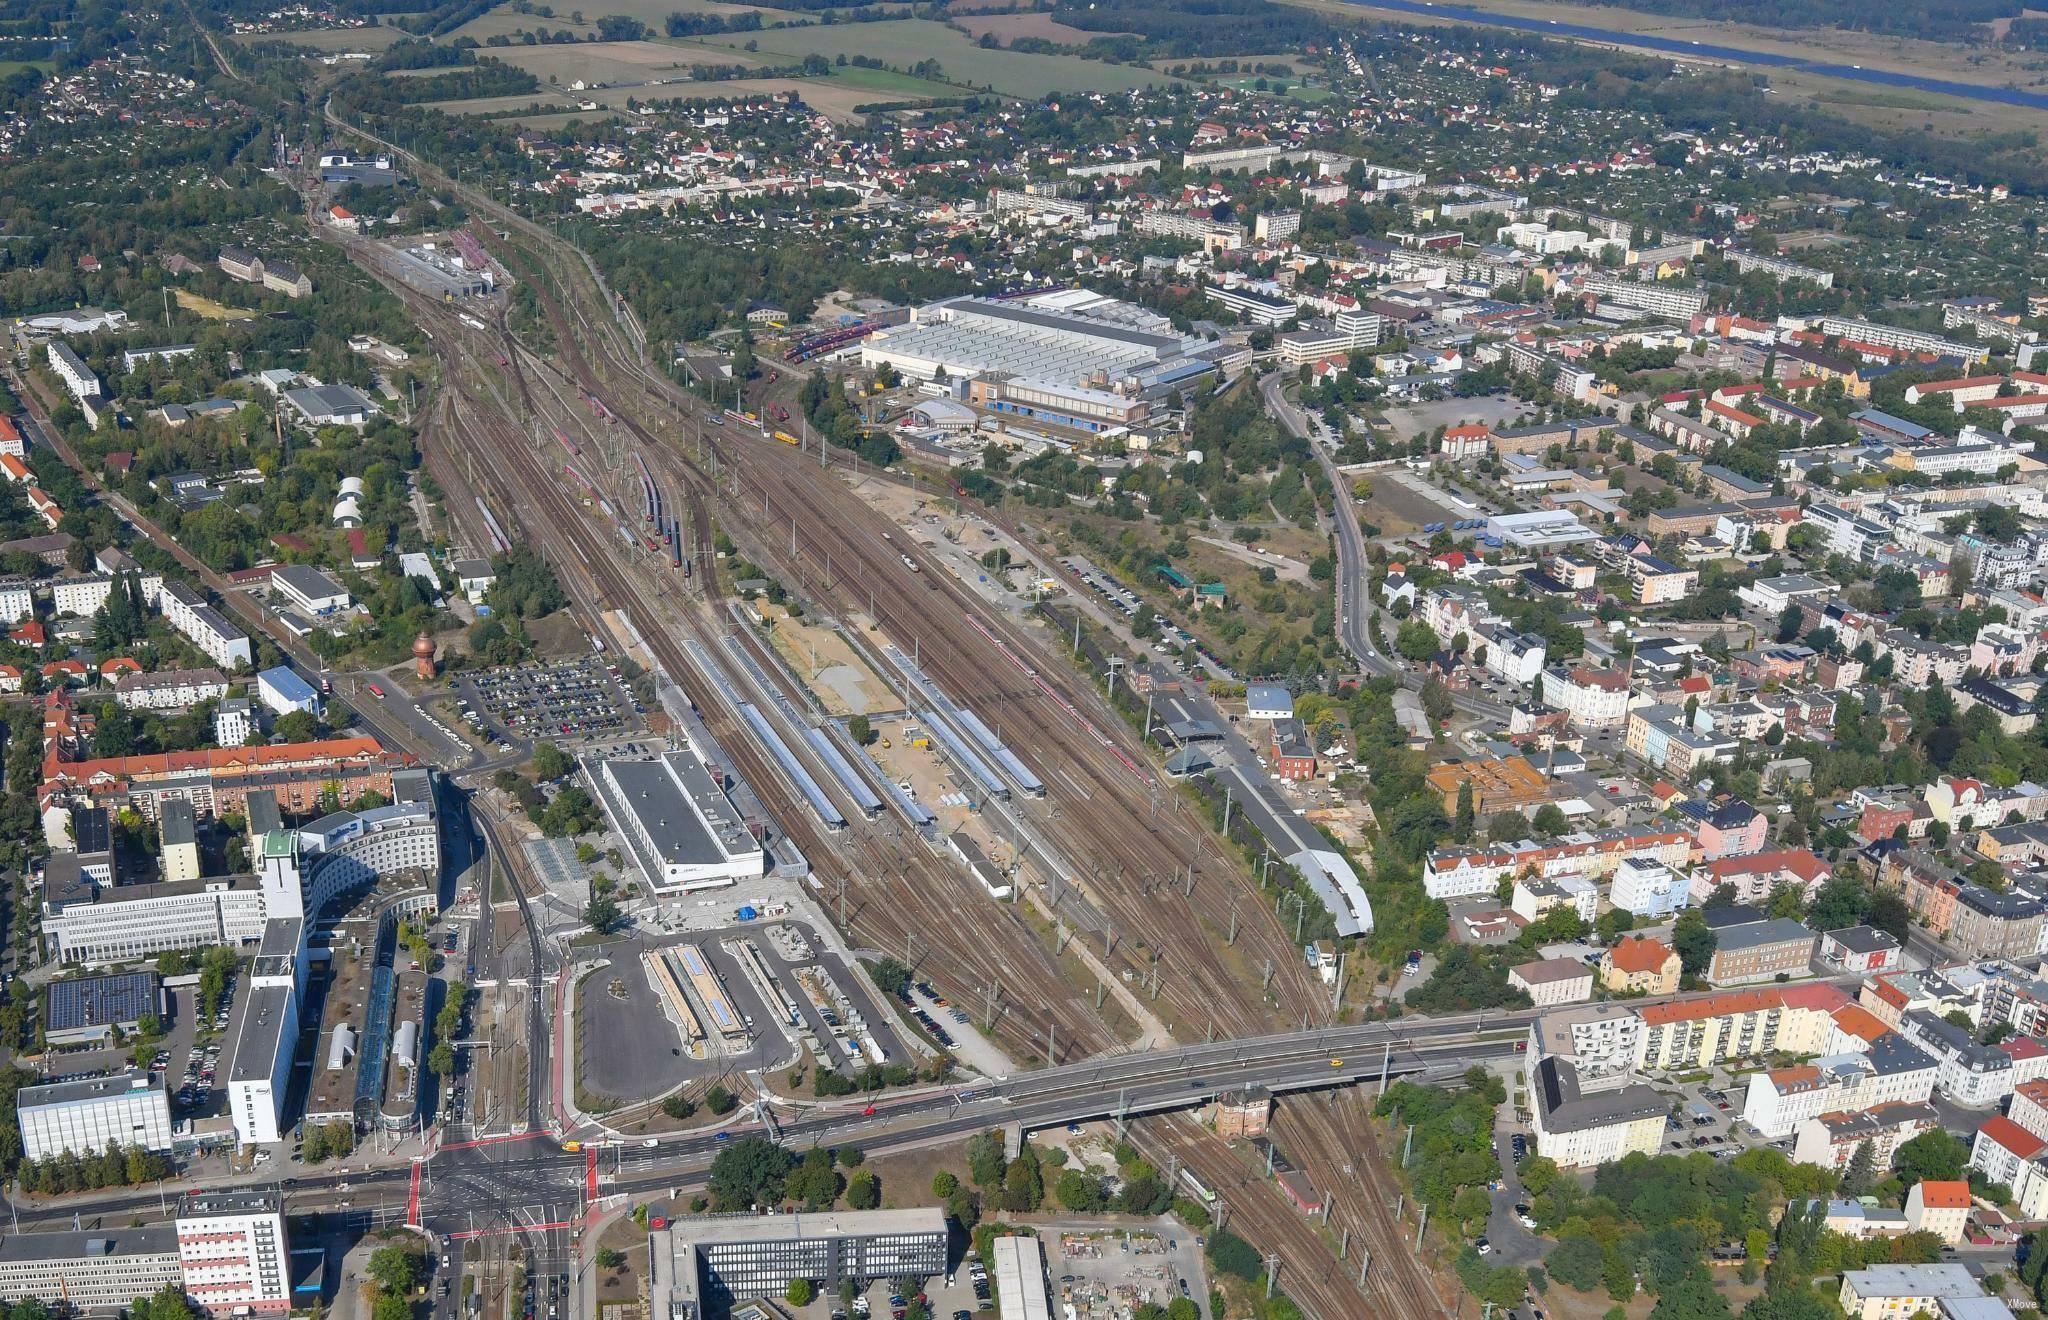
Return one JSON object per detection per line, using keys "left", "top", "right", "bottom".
{"left": 1851, "top": 408, "right": 1936, "bottom": 445}
{"left": 1246, "top": 683, "right": 1293, "bottom": 720}
{"left": 256, "top": 665, "right": 323, "bottom": 719}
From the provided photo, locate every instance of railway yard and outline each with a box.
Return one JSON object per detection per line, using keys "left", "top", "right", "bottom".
{"left": 322, "top": 112, "right": 1452, "bottom": 1320}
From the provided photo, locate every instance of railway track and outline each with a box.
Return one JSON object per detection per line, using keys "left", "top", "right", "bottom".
{"left": 320, "top": 109, "right": 1449, "bottom": 1318}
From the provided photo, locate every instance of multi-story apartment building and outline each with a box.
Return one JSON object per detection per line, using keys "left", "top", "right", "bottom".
{"left": 1795, "top": 1102, "right": 1941, "bottom": 1174}
{"left": 1528, "top": 1004, "right": 1644, "bottom": 1091}
{"left": 1541, "top": 664, "right": 1632, "bottom": 730}
{"left": 1838, "top": 1265, "right": 1986, "bottom": 1320}
{"left": 1637, "top": 985, "right": 1857, "bottom": 1072}
{"left": 1739, "top": 1035, "right": 1938, "bottom": 1138}
{"left": 1422, "top": 829, "right": 1691, "bottom": 899}
{"left": 159, "top": 582, "right": 252, "bottom": 668}
{"left": 1528, "top": 1056, "right": 1665, "bottom": 1169}
{"left": 1819, "top": 316, "right": 1989, "bottom": 364}
{"left": 1897, "top": 1009, "right": 2043, "bottom": 1107}
{"left": 112, "top": 667, "right": 229, "bottom": 712}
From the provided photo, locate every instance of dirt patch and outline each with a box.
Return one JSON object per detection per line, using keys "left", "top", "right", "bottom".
{"left": 751, "top": 601, "right": 899, "bottom": 717}
{"left": 173, "top": 289, "right": 260, "bottom": 322}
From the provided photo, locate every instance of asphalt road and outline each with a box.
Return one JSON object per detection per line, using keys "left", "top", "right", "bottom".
{"left": 1257, "top": 373, "right": 1508, "bottom": 723}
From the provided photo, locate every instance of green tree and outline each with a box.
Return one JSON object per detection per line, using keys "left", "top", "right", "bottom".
{"left": 1893, "top": 1129, "right": 1969, "bottom": 1186}
{"left": 846, "top": 1169, "right": 881, "bottom": 1209}
{"left": 705, "top": 1083, "right": 739, "bottom": 1116}
{"left": 932, "top": 1171, "right": 958, "bottom": 1198}
{"left": 367, "top": 1245, "right": 425, "bottom": 1296}
{"left": 1206, "top": 1230, "right": 1262, "bottom": 1281}
{"left": 531, "top": 742, "right": 574, "bottom": 780}
{"left": 1672, "top": 908, "right": 1717, "bottom": 976}
{"left": 787, "top": 1279, "right": 815, "bottom": 1307}
{"left": 274, "top": 710, "right": 320, "bottom": 743}
{"left": 1396, "top": 619, "right": 1439, "bottom": 662}
{"left": 848, "top": 714, "right": 874, "bottom": 745}
{"left": 1548, "top": 1235, "right": 1605, "bottom": 1292}
{"left": 869, "top": 957, "right": 912, "bottom": 997}
{"left": 706, "top": 1136, "right": 793, "bottom": 1210}
{"left": 583, "top": 893, "right": 621, "bottom": 934}
{"left": 1056, "top": 1169, "right": 1105, "bottom": 1212}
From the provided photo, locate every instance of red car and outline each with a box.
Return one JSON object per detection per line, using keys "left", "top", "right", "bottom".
{"left": 862, "top": 1105, "right": 876, "bottom": 1117}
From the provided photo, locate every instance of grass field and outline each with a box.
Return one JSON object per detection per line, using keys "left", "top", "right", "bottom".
{"left": 498, "top": 109, "right": 623, "bottom": 129}
{"left": 445, "top": 0, "right": 913, "bottom": 42}
{"left": 483, "top": 37, "right": 770, "bottom": 88}
{"left": 951, "top": 10, "right": 1122, "bottom": 45}
{"left": 420, "top": 90, "right": 576, "bottom": 114}
{"left": 174, "top": 289, "right": 261, "bottom": 321}
{"left": 426, "top": 65, "right": 950, "bottom": 120}
{"left": 676, "top": 18, "right": 1177, "bottom": 95}
{"left": 229, "top": 23, "right": 405, "bottom": 49}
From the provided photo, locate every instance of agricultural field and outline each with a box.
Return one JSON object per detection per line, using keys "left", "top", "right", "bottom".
{"left": 445, "top": 0, "right": 912, "bottom": 42}
{"left": 950, "top": 10, "right": 1127, "bottom": 45}
{"left": 229, "top": 23, "right": 405, "bottom": 49}
{"left": 496, "top": 109, "right": 622, "bottom": 130}
{"left": 426, "top": 67, "right": 947, "bottom": 121}
{"left": 485, "top": 37, "right": 769, "bottom": 88}
{"left": 675, "top": 19, "right": 1179, "bottom": 96}
{"left": 419, "top": 90, "right": 576, "bottom": 116}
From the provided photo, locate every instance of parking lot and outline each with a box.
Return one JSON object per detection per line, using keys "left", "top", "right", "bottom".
{"left": 458, "top": 658, "right": 643, "bottom": 746}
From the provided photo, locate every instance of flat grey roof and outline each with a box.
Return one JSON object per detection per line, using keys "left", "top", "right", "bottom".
{"left": 668, "top": 1207, "right": 947, "bottom": 1247}
{"left": 229, "top": 984, "right": 296, "bottom": 1085}
{"left": 20, "top": 1069, "right": 163, "bottom": 1110}
{"left": 160, "top": 800, "right": 197, "bottom": 847}
{"left": 604, "top": 757, "right": 730, "bottom": 866}
{"left": 956, "top": 298, "right": 1184, "bottom": 352}
{"left": 0, "top": 1225, "right": 178, "bottom": 1263}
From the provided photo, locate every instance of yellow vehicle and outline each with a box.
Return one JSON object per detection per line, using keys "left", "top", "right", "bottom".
{"left": 879, "top": 738, "right": 891, "bottom": 749}
{"left": 1329, "top": 1059, "right": 1344, "bottom": 1068}
{"left": 561, "top": 1140, "right": 583, "bottom": 1152}
{"left": 773, "top": 430, "right": 799, "bottom": 445}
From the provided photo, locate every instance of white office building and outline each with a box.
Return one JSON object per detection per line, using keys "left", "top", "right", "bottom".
{"left": 18, "top": 1071, "right": 172, "bottom": 1161}
{"left": 270, "top": 564, "right": 349, "bottom": 616}
{"left": 592, "top": 750, "right": 767, "bottom": 894}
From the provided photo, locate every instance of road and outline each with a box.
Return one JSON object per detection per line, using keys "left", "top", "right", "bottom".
{"left": 20, "top": 1012, "right": 1527, "bottom": 1232}
{"left": 1259, "top": 371, "right": 1509, "bottom": 722}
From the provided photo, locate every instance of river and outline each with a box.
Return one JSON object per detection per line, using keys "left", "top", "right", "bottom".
{"left": 1338, "top": 0, "right": 2048, "bottom": 113}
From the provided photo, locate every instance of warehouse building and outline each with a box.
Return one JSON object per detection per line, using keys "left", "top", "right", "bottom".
{"left": 18, "top": 1071, "right": 172, "bottom": 1162}
{"left": 860, "top": 291, "right": 1217, "bottom": 427}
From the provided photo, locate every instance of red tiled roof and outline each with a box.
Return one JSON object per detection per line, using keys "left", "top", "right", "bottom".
{"left": 1914, "top": 1180, "right": 1971, "bottom": 1209}
{"left": 1608, "top": 936, "right": 1675, "bottom": 975}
